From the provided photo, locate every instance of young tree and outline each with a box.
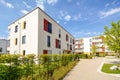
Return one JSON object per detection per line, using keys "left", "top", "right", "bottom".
{"left": 104, "top": 20, "right": 120, "bottom": 57}
{"left": 92, "top": 44, "right": 97, "bottom": 57}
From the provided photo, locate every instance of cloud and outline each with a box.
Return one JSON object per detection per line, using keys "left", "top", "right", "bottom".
{"left": 47, "top": 0, "right": 58, "bottom": 5}
{"left": 56, "top": 20, "right": 59, "bottom": 23}
{"left": 20, "top": 10, "right": 28, "bottom": 14}
{"left": 64, "top": 15, "right": 71, "bottom": 21}
{"left": 74, "top": 31, "right": 102, "bottom": 38}
{"left": 58, "top": 10, "right": 72, "bottom": 22}
{"left": 73, "top": 13, "right": 81, "bottom": 21}
{"left": 35, "top": 0, "right": 45, "bottom": 10}
{"left": 100, "top": 7, "right": 120, "bottom": 18}
{"left": 23, "top": 1, "right": 31, "bottom": 8}
{"left": 0, "top": 0, "right": 14, "bottom": 8}
{"left": 112, "top": 0, "right": 117, "bottom": 5}
{"left": 105, "top": 3, "right": 110, "bottom": 7}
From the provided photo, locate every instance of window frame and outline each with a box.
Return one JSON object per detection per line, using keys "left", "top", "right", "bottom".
{"left": 47, "top": 36, "right": 51, "bottom": 47}
{"left": 22, "top": 35, "right": 26, "bottom": 44}
{"left": 15, "top": 25, "right": 18, "bottom": 33}
{"left": 0, "top": 47, "right": 2, "bottom": 52}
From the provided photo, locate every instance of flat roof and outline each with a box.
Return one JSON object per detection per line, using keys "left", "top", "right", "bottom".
{"left": 8, "top": 7, "right": 74, "bottom": 38}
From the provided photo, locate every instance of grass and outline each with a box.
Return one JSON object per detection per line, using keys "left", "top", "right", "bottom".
{"left": 102, "top": 64, "right": 120, "bottom": 74}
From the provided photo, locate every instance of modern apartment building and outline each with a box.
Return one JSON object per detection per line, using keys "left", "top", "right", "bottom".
{"left": 75, "top": 38, "right": 91, "bottom": 55}
{"left": 75, "top": 36, "right": 111, "bottom": 55}
{"left": 8, "top": 7, "right": 75, "bottom": 55}
{"left": 0, "top": 38, "right": 9, "bottom": 54}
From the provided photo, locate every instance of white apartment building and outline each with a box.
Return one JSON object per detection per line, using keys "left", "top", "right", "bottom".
{"left": 75, "top": 36, "right": 111, "bottom": 55}
{"left": 0, "top": 38, "right": 9, "bottom": 54}
{"left": 75, "top": 37, "right": 91, "bottom": 55}
{"left": 8, "top": 7, "right": 75, "bottom": 55}
{"left": 92, "top": 36, "right": 105, "bottom": 53}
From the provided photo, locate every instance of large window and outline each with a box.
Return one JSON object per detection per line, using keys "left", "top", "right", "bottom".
{"left": 15, "top": 38, "right": 18, "bottom": 45}
{"left": 70, "top": 45, "right": 72, "bottom": 50}
{"left": 22, "top": 35, "right": 26, "bottom": 44}
{"left": 47, "top": 36, "right": 50, "bottom": 47}
{"left": 67, "top": 43, "right": 69, "bottom": 50}
{"left": 59, "top": 29, "right": 61, "bottom": 38}
{"left": 22, "top": 21, "right": 26, "bottom": 29}
{"left": 73, "top": 39, "right": 74, "bottom": 44}
{"left": 56, "top": 39, "right": 61, "bottom": 49}
{"left": 48, "top": 22, "right": 52, "bottom": 33}
{"left": 23, "top": 50, "right": 26, "bottom": 56}
{"left": 66, "top": 34, "right": 69, "bottom": 41}
{"left": 44, "top": 19, "right": 52, "bottom": 33}
{"left": 0, "top": 48, "right": 2, "bottom": 52}
{"left": 43, "top": 50, "right": 48, "bottom": 54}
{"left": 70, "top": 38, "right": 72, "bottom": 43}
{"left": 15, "top": 25, "right": 18, "bottom": 33}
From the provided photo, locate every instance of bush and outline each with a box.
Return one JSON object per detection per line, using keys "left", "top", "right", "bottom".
{"left": 0, "top": 54, "right": 77, "bottom": 80}
{"left": 79, "top": 54, "right": 92, "bottom": 59}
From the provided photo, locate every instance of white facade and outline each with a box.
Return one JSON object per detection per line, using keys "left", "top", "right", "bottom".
{"left": 8, "top": 7, "right": 75, "bottom": 55}
{"left": 75, "top": 38, "right": 91, "bottom": 55}
{"left": 0, "top": 39, "right": 9, "bottom": 54}
{"left": 75, "top": 36, "right": 111, "bottom": 55}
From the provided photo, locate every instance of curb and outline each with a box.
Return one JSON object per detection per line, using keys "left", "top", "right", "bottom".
{"left": 97, "top": 57, "right": 120, "bottom": 77}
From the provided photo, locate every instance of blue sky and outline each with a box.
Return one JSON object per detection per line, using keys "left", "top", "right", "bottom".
{"left": 0, "top": 0, "right": 120, "bottom": 38}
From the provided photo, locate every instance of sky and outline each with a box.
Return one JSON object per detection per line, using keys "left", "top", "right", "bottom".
{"left": 0, "top": 0, "right": 120, "bottom": 39}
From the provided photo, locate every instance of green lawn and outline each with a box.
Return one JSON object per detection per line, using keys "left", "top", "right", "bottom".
{"left": 102, "top": 64, "right": 120, "bottom": 74}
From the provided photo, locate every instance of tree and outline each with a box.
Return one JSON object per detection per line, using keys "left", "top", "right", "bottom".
{"left": 104, "top": 20, "right": 120, "bottom": 57}
{"left": 92, "top": 44, "right": 97, "bottom": 57}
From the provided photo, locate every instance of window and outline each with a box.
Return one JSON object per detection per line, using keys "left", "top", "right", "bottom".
{"left": 70, "top": 38, "right": 72, "bottom": 43}
{"left": 55, "top": 39, "right": 61, "bottom": 49}
{"left": 0, "top": 48, "right": 2, "bottom": 52}
{"left": 56, "top": 39, "right": 58, "bottom": 48}
{"left": 59, "top": 51, "right": 61, "bottom": 54}
{"left": 70, "top": 45, "right": 72, "bottom": 50}
{"left": 48, "top": 22, "right": 52, "bottom": 33}
{"left": 48, "top": 50, "right": 52, "bottom": 54}
{"left": 43, "top": 50, "right": 48, "bottom": 54}
{"left": 59, "top": 29, "right": 61, "bottom": 38}
{"left": 15, "top": 25, "right": 18, "bottom": 32}
{"left": 23, "top": 50, "right": 26, "bottom": 56}
{"left": 73, "top": 39, "right": 74, "bottom": 44}
{"left": 66, "top": 34, "right": 69, "bottom": 41}
{"left": 44, "top": 19, "right": 52, "bottom": 33}
{"left": 22, "top": 21, "right": 26, "bottom": 29}
{"left": 22, "top": 35, "right": 26, "bottom": 44}
{"left": 58, "top": 40, "right": 61, "bottom": 49}
{"left": 15, "top": 38, "right": 17, "bottom": 45}
{"left": 67, "top": 44, "right": 69, "bottom": 50}
{"left": 47, "top": 36, "right": 50, "bottom": 47}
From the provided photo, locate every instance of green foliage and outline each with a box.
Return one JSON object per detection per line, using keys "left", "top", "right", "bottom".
{"left": 91, "top": 45, "right": 97, "bottom": 56}
{"left": 53, "top": 61, "right": 77, "bottom": 80}
{"left": 79, "top": 54, "right": 92, "bottom": 59}
{"left": 102, "top": 64, "right": 120, "bottom": 74}
{"left": 104, "top": 20, "right": 120, "bottom": 56}
{"left": 0, "top": 54, "right": 77, "bottom": 80}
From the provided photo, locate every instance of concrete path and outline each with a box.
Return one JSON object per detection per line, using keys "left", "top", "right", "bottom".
{"left": 63, "top": 58, "right": 120, "bottom": 80}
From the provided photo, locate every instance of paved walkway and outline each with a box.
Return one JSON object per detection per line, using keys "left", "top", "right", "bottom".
{"left": 63, "top": 58, "right": 120, "bottom": 80}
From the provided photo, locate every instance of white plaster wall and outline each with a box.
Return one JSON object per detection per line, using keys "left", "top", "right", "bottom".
{"left": 38, "top": 8, "right": 75, "bottom": 54}
{"left": 8, "top": 8, "right": 39, "bottom": 55}
{"left": 83, "top": 38, "right": 91, "bottom": 52}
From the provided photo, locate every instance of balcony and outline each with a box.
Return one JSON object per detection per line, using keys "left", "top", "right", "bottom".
{"left": 92, "top": 39, "right": 102, "bottom": 43}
